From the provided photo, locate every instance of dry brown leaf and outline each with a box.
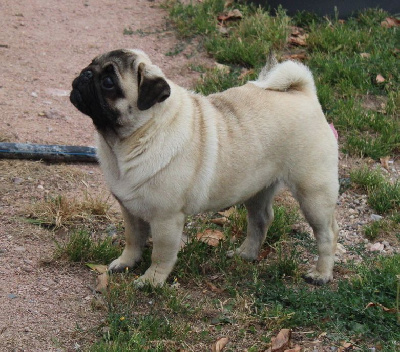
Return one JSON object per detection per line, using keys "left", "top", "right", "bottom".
{"left": 270, "top": 329, "right": 291, "bottom": 352}
{"left": 86, "top": 263, "right": 108, "bottom": 274}
{"left": 95, "top": 272, "right": 109, "bottom": 292}
{"left": 218, "top": 207, "right": 236, "bottom": 218}
{"left": 239, "top": 68, "right": 255, "bottom": 80}
{"left": 289, "top": 26, "right": 308, "bottom": 46}
{"left": 360, "top": 52, "right": 371, "bottom": 58}
{"left": 217, "top": 9, "right": 243, "bottom": 22}
{"left": 258, "top": 247, "right": 273, "bottom": 260}
{"left": 365, "top": 302, "right": 397, "bottom": 313}
{"left": 338, "top": 341, "right": 354, "bottom": 352}
{"left": 224, "top": 0, "right": 234, "bottom": 8}
{"left": 210, "top": 217, "right": 228, "bottom": 226}
{"left": 284, "top": 345, "right": 301, "bottom": 352}
{"left": 379, "top": 156, "right": 391, "bottom": 170}
{"left": 205, "top": 281, "right": 224, "bottom": 294}
{"left": 381, "top": 17, "right": 400, "bottom": 28}
{"left": 197, "top": 229, "right": 225, "bottom": 247}
{"left": 215, "top": 63, "right": 230, "bottom": 74}
{"left": 281, "top": 53, "right": 307, "bottom": 61}
{"left": 376, "top": 74, "right": 385, "bottom": 83}
{"left": 212, "top": 337, "right": 229, "bottom": 352}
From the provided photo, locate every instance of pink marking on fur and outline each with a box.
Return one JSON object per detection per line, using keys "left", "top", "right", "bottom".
{"left": 329, "top": 123, "right": 338, "bottom": 140}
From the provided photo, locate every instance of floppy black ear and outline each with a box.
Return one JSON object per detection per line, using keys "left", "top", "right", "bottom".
{"left": 137, "top": 63, "right": 171, "bottom": 111}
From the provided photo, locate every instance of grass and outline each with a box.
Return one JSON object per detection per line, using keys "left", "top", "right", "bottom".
{"left": 351, "top": 166, "right": 400, "bottom": 214}
{"left": 55, "top": 229, "right": 122, "bottom": 264}
{"left": 27, "top": 192, "right": 114, "bottom": 229}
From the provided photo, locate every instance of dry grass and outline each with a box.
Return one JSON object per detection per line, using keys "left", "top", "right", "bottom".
{"left": 27, "top": 192, "right": 115, "bottom": 229}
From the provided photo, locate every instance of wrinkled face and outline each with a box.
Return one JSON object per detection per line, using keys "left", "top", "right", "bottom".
{"left": 70, "top": 49, "right": 170, "bottom": 132}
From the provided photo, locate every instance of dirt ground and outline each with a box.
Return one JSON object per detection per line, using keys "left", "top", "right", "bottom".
{"left": 0, "top": 1, "right": 212, "bottom": 351}
{"left": 1, "top": 1, "right": 399, "bottom": 351}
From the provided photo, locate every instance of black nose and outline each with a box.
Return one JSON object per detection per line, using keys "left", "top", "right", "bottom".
{"left": 72, "top": 70, "right": 93, "bottom": 89}
{"left": 82, "top": 70, "right": 93, "bottom": 79}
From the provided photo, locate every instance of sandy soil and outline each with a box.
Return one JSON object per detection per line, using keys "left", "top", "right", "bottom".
{"left": 0, "top": 1, "right": 211, "bottom": 351}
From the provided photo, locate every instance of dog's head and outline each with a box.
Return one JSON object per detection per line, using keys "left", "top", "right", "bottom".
{"left": 70, "top": 49, "right": 171, "bottom": 132}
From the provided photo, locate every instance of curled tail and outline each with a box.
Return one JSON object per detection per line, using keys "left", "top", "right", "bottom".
{"left": 253, "top": 58, "right": 317, "bottom": 97}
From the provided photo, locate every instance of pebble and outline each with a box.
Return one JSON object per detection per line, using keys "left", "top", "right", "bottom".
{"left": 336, "top": 243, "right": 347, "bottom": 255}
{"left": 12, "top": 177, "right": 23, "bottom": 184}
{"left": 370, "top": 214, "right": 382, "bottom": 221}
{"left": 369, "top": 242, "right": 384, "bottom": 252}
{"left": 8, "top": 294, "right": 18, "bottom": 299}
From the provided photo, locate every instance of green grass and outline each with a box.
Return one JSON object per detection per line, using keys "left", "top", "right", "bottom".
{"left": 55, "top": 229, "right": 122, "bottom": 264}
{"left": 351, "top": 166, "right": 400, "bottom": 214}
{"left": 254, "top": 255, "right": 400, "bottom": 349}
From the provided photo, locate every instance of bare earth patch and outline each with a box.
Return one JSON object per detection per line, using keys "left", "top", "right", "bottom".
{"left": 1, "top": 1, "right": 399, "bottom": 351}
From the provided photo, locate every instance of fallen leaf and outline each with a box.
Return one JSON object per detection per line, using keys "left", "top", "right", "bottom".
{"left": 86, "top": 263, "right": 108, "bottom": 274}
{"left": 365, "top": 302, "right": 397, "bottom": 313}
{"left": 379, "top": 156, "right": 390, "bottom": 170}
{"left": 210, "top": 217, "right": 228, "bottom": 226}
{"left": 284, "top": 345, "right": 301, "bottom": 352}
{"left": 258, "top": 247, "right": 273, "bottom": 260}
{"left": 238, "top": 68, "right": 255, "bottom": 80}
{"left": 381, "top": 17, "right": 400, "bottom": 28}
{"left": 289, "top": 26, "right": 308, "bottom": 46}
{"left": 376, "top": 74, "right": 385, "bottom": 83}
{"left": 197, "top": 229, "right": 225, "bottom": 247}
{"left": 281, "top": 53, "right": 307, "bottom": 61}
{"left": 217, "top": 9, "right": 243, "bottom": 22}
{"left": 206, "top": 281, "right": 224, "bottom": 294}
{"left": 95, "top": 272, "right": 109, "bottom": 292}
{"left": 360, "top": 52, "right": 371, "bottom": 58}
{"left": 212, "top": 337, "right": 229, "bottom": 352}
{"left": 224, "top": 0, "right": 234, "bottom": 8}
{"left": 338, "top": 341, "right": 354, "bottom": 352}
{"left": 218, "top": 207, "right": 236, "bottom": 218}
{"left": 215, "top": 63, "right": 230, "bottom": 74}
{"left": 270, "top": 329, "right": 291, "bottom": 352}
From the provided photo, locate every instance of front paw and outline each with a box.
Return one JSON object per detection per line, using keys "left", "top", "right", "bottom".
{"left": 108, "top": 257, "right": 134, "bottom": 273}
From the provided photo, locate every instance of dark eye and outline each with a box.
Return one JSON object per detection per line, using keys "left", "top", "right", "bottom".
{"left": 101, "top": 76, "right": 114, "bottom": 90}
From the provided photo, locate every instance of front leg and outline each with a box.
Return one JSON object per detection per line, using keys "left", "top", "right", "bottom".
{"left": 135, "top": 213, "right": 185, "bottom": 287}
{"left": 108, "top": 205, "right": 150, "bottom": 272}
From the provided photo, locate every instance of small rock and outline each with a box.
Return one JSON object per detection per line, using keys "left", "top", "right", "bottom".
{"left": 336, "top": 243, "right": 347, "bottom": 255}
{"left": 369, "top": 242, "right": 384, "bottom": 252}
{"left": 15, "top": 246, "right": 26, "bottom": 252}
{"left": 37, "top": 184, "right": 44, "bottom": 190}
{"left": 370, "top": 214, "right": 382, "bottom": 221}
{"left": 31, "top": 91, "right": 38, "bottom": 98}
{"left": 12, "top": 177, "right": 23, "bottom": 184}
{"left": 8, "top": 293, "right": 18, "bottom": 299}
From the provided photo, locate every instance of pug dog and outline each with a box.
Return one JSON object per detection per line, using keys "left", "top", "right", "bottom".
{"left": 70, "top": 49, "right": 339, "bottom": 287}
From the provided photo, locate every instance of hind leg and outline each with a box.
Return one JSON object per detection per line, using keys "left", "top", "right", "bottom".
{"left": 296, "top": 187, "right": 339, "bottom": 285}
{"left": 227, "top": 182, "right": 280, "bottom": 260}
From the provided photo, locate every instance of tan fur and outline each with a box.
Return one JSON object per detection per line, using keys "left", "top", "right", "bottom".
{"left": 91, "top": 49, "right": 339, "bottom": 286}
